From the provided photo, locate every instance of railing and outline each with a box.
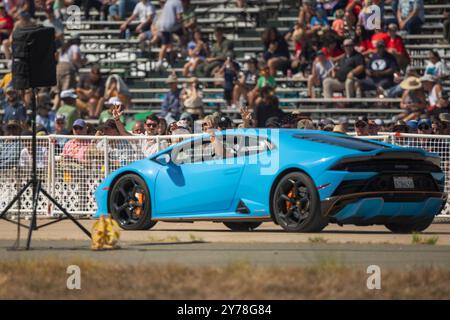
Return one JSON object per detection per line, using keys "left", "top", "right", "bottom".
{"left": 0, "top": 133, "right": 449, "bottom": 220}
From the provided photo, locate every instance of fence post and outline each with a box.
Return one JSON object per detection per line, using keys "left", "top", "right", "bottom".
{"left": 104, "top": 137, "right": 109, "bottom": 178}
{"left": 48, "top": 136, "right": 55, "bottom": 216}
{"left": 156, "top": 136, "right": 160, "bottom": 152}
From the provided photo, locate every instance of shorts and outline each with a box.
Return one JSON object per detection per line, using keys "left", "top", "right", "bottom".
{"left": 160, "top": 27, "right": 184, "bottom": 45}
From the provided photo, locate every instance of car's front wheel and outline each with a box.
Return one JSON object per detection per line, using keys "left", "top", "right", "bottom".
{"left": 109, "top": 173, "right": 157, "bottom": 230}
{"left": 272, "top": 172, "right": 328, "bottom": 232}
{"left": 385, "top": 217, "right": 434, "bottom": 234}
{"left": 223, "top": 221, "right": 262, "bottom": 231}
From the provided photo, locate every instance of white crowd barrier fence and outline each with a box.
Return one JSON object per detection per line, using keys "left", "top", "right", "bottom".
{"left": 0, "top": 132, "right": 449, "bottom": 221}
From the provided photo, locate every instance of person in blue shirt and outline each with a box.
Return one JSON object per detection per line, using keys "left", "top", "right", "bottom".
{"left": 0, "top": 120, "right": 22, "bottom": 170}
{"left": 36, "top": 92, "right": 56, "bottom": 134}
{"left": 1, "top": 85, "right": 26, "bottom": 124}
{"left": 160, "top": 74, "right": 181, "bottom": 121}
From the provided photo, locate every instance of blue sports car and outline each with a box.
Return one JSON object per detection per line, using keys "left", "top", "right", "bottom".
{"left": 94, "top": 129, "right": 447, "bottom": 233}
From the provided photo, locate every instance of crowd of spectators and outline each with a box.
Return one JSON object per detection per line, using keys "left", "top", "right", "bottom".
{"left": 0, "top": 0, "right": 450, "bottom": 169}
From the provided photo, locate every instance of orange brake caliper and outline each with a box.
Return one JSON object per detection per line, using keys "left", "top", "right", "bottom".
{"left": 134, "top": 192, "right": 144, "bottom": 217}
{"left": 285, "top": 189, "right": 295, "bottom": 210}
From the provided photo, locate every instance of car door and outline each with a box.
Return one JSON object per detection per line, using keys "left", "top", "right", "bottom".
{"left": 153, "top": 135, "right": 245, "bottom": 215}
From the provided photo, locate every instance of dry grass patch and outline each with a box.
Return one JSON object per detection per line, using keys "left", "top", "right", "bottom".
{"left": 0, "top": 258, "right": 449, "bottom": 299}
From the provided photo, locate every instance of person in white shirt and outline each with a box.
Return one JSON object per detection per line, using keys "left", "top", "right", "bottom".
{"left": 424, "top": 50, "right": 449, "bottom": 82}
{"left": 120, "top": 0, "right": 156, "bottom": 54}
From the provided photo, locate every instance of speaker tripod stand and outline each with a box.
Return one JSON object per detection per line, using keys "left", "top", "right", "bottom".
{"left": 0, "top": 88, "right": 91, "bottom": 250}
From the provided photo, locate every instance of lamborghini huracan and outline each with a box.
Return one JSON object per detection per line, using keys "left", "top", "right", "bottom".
{"left": 94, "top": 129, "right": 447, "bottom": 233}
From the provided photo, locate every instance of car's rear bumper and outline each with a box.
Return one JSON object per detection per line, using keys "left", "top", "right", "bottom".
{"left": 321, "top": 191, "right": 447, "bottom": 225}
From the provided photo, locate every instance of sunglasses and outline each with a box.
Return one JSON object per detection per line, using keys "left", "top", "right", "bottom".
{"left": 418, "top": 125, "right": 430, "bottom": 131}
{"left": 145, "top": 122, "right": 158, "bottom": 128}
{"left": 73, "top": 126, "right": 84, "bottom": 131}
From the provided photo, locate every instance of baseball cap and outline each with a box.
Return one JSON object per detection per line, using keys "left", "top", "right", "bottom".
{"left": 5, "top": 84, "right": 15, "bottom": 93}
{"left": 56, "top": 114, "right": 66, "bottom": 121}
{"left": 374, "top": 119, "right": 384, "bottom": 126}
{"left": 106, "top": 96, "right": 122, "bottom": 106}
{"left": 72, "top": 119, "right": 86, "bottom": 128}
{"left": 60, "top": 89, "right": 77, "bottom": 99}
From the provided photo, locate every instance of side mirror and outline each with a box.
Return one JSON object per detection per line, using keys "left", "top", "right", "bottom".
{"left": 155, "top": 153, "right": 171, "bottom": 166}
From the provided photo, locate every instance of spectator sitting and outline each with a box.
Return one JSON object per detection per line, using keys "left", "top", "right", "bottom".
{"left": 248, "top": 65, "right": 276, "bottom": 109}
{"left": 0, "top": 3, "right": 14, "bottom": 43}
{"left": 424, "top": 50, "right": 449, "bottom": 82}
{"left": 320, "top": 35, "right": 344, "bottom": 64}
{"left": 254, "top": 89, "right": 284, "bottom": 128}
{"left": 323, "top": 38, "right": 365, "bottom": 98}
{"left": 420, "top": 75, "right": 449, "bottom": 114}
{"left": 333, "top": 116, "right": 349, "bottom": 134}
{"left": 406, "top": 119, "right": 418, "bottom": 133}
{"left": 399, "top": 76, "right": 427, "bottom": 121}
{"left": 183, "top": 30, "right": 209, "bottom": 77}
{"left": 131, "top": 121, "right": 145, "bottom": 135}
{"left": 36, "top": 92, "right": 56, "bottom": 134}
{"left": 298, "top": 0, "right": 317, "bottom": 28}
{"left": 332, "top": 9, "right": 346, "bottom": 38}
{"left": 120, "top": 0, "right": 156, "bottom": 56}
{"left": 392, "top": 120, "right": 410, "bottom": 133}
{"left": 20, "top": 128, "right": 48, "bottom": 169}
{"left": 197, "top": 27, "right": 233, "bottom": 77}
{"left": 310, "top": 7, "right": 329, "bottom": 29}
{"left": 0, "top": 120, "right": 22, "bottom": 170}
{"left": 99, "top": 97, "right": 126, "bottom": 124}
{"left": 0, "top": 60, "right": 12, "bottom": 92}
{"left": 76, "top": 64, "right": 106, "bottom": 118}
{"left": 358, "top": 40, "right": 398, "bottom": 97}
{"left": 262, "top": 27, "right": 291, "bottom": 76}
{"left": 307, "top": 50, "right": 334, "bottom": 98}
{"left": 61, "top": 119, "right": 91, "bottom": 164}
{"left": 181, "top": 77, "right": 203, "bottom": 120}
{"left": 1, "top": 85, "right": 27, "bottom": 124}
{"left": 102, "top": 74, "right": 131, "bottom": 113}
{"left": 417, "top": 118, "right": 432, "bottom": 135}
{"left": 233, "top": 57, "right": 258, "bottom": 107}
{"left": 161, "top": 73, "right": 181, "bottom": 122}
{"left": 396, "top": 0, "right": 424, "bottom": 34}
{"left": 57, "top": 90, "right": 80, "bottom": 130}
{"left": 53, "top": 114, "right": 70, "bottom": 155}
{"left": 386, "top": 23, "right": 410, "bottom": 71}
{"left": 354, "top": 119, "right": 369, "bottom": 136}
{"left": 297, "top": 118, "right": 315, "bottom": 130}
{"left": 345, "top": 0, "right": 363, "bottom": 27}
{"left": 265, "top": 116, "right": 281, "bottom": 128}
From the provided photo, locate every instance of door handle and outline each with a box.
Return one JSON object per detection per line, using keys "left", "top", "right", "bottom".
{"left": 224, "top": 168, "right": 240, "bottom": 175}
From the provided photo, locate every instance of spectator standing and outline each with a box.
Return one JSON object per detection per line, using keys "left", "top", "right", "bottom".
{"left": 323, "top": 38, "right": 365, "bottom": 98}
{"left": 156, "top": 0, "right": 185, "bottom": 71}
{"left": 42, "top": 6, "right": 64, "bottom": 46}
{"left": 220, "top": 54, "right": 240, "bottom": 107}
{"left": 181, "top": 77, "right": 203, "bottom": 119}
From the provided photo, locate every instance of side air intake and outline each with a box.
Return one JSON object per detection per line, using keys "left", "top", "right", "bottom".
{"left": 236, "top": 200, "right": 250, "bottom": 214}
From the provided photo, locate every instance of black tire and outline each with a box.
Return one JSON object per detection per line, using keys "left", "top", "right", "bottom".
{"left": 223, "top": 221, "right": 262, "bottom": 231}
{"left": 385, "top": 217, "right": 434, "bottom": 234}
{"left": 109, "top": 173, "right": 157, "bottom": 230}
{"left": 272, "top": 172, "right": 328, "bottom": 232}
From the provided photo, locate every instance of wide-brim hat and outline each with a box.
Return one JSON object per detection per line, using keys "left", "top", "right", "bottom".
{"left": 400, "top": 77, "right": 422, "bottom": 90}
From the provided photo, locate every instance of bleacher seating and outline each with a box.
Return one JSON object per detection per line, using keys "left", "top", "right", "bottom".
{"left": 2, "top": 0, "right": 448, "bottom": 123}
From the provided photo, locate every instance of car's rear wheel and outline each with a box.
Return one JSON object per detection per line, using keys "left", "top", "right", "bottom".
{"left": 385, "top": 217, "right": 434, "bottom": 234}
{"left": 272, "top": 172, "right": 328, "bottom": 232}
{"left": 223, "top": 221, "right": 262, "bottom": 231}
{"left": 109, "top": 173, "right": 157, "bottom": 230}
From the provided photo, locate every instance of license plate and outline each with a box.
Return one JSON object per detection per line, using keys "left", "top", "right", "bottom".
{"left": 393, "top": 176, "right": 415, "bottom": 189}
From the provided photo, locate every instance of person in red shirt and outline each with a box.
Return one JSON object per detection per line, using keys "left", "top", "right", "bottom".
{"left": 369, "top": 29, "right": 390, "bottom": 53}
{"left": 345, "top": 0, "right": 363, "bottom": 27}
{"left": 320, "top": 37, "right": 344, "bottom": 63}
{"left": 386, "top": 23, "right": 410, "bottom": 70}
{"left": 0, "top": 2, "right": 13, "bottom": 42}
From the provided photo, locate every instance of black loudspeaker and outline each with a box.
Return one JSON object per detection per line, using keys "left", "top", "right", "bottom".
{"left": 12, "top": 26, "right": 56, "bottom": 89}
